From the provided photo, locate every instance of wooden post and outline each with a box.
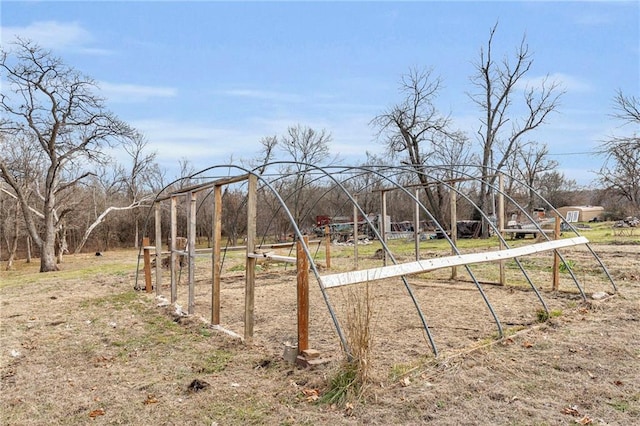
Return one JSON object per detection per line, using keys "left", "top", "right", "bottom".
{"left": 353, "top": 196, "right": 359, "bottom": 269}
{"left": 450, "top": 188, "right": 458, "bottom": 279}
{"left": 170, "top": 196, "right": 178, "bottom": 303}
{"left": 414, "top": 188, "right": 420, "bottom": 261}
{"left": 297, "top": 235, "right": 310, "bottom": 353}
{"left": 188, "top": 191, "right": 197, "bottom": 315}
{"left": 552, "top": 212, "right": 561, "bottom": 291}
{"left": 381, "top": 190, "right": 388, "bottom": 266}
{"left": 154, "top": 204, "right": 162, "bottom": 296}
{"left": 324, "top": 225, "right": 331, "bottom": 270}
{"left": 211, "top": 185, "right": 222, "bottom": 325}
{"left": 245, "top": 174, "right": 257, "bottom": 342}
{"left": 498, "top": 173, "right": 506, "bottom": 286}
{"left": 142, "top": 237, "right": 152, "bottom": 293}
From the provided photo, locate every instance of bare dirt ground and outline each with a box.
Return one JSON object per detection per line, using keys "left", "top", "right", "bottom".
{"left": 1, "top": 242, "right": 639, "bottom": 425}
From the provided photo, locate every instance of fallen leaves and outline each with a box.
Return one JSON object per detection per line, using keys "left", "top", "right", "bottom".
{"left": 302, "top": 388, "right": 319, "bottom": 402}
{"left": 562, "top": 405, "right": 592, "bottom": 424}
{"left": 522, "top": 341, "right": 534, "bottom": 348}
{"left": 562, "top": 406, "right": 580, "bottom": 416}
{"left": 143, "top": 394, "right": 159, "bottom": 405}
{"left": 88, "top": 408, "right": 105, "bottom": 418}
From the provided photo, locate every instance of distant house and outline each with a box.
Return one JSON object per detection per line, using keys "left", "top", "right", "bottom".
{"left": 556, "top": 205, "right": 605, "bottom": 222}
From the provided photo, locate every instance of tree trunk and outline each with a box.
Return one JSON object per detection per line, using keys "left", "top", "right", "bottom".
{"left": 26, "top": 235, "right": 32, "bottom": 263}
{"left": 5, "top": 207, "right": 19, "bottom": 271}
{"left": 40, "top": 239, "right": 58, "bottom": 272}
{"left": 40, "top": 209, "right": 59, "bottom": 272}
{"left": 57, "top": 224, "right": 68, "bottom": 264}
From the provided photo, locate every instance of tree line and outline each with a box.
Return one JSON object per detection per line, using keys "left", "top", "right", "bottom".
{"left": 1, "top": 25, "right": 638, "bottom": 272}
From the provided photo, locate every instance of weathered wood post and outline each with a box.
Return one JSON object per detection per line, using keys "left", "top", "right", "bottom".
{"left": 188, "top": 191, "right": 197, "bottom": 315}
{"left": 450, "top": 188, "right": 458, "bottom": 279}
{"left": 353, "top": 196, "right": 359, "bottom": 269}
{"left": 552, "top": 212, "right": 561, "bottom": 291}
{"left": 170, "top": 196, "right": 178, "bottom": 303}
{"left": 498, "top": 173, "right": 506, "bottom": 285}
{"left": 245, "top": 174, "right": 257, "bottom": 343}
{"left": 297, "top": 235, "right": 310, "bottom": 353}
{"left": 324, "top": 224, "right": 331, "bottom": 270}
{"left": 211, "top": 185, "right": 222, "bottom": 325}
{"left": 381, "top": 189, "right": 388, "bottom": 266}
{"left": 414, "top": 188, "right": 420, "bottom": 261}
{"left": 154, "top": 204, "right": 162, "bottom": 296}
{"left": 142, "top": 237, "right": 152, "bottom": 293}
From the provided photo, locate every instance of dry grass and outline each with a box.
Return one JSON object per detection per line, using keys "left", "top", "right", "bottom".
{"left": 1, "top": 243, "right": 639, "bottom": 425}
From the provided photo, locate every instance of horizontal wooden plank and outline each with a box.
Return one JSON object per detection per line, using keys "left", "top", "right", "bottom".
{"left": 501, "top": 228, "right": 554, "bottom": 234}
{"left": 247, "top": 253, "right": 297, "bottom": 264}
{"left": 320, "top": 236, "right": 589, "bottom": 289}
{"left": 223, "top": 240, "right": 322, "bottom": 252}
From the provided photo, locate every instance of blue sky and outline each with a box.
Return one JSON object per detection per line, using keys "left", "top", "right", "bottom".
{"left": 2, "top": 1, "right": 639, "bottom": 185}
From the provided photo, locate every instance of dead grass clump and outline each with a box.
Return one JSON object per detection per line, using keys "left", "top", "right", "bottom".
{"left": 322, "top": 282, "right": 375, "bottom": 405}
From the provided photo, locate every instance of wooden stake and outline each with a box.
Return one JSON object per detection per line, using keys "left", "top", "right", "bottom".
{"left": 498, "top": 173, "right": 506, "bottom": 286}
{"left": 450, "top": 188, "right": 458, "bottom": 279}
{"left": 170, "top": 196, "right": 177, "bottom": 303}
{"left": 414, "top": 189, "right": 420, "bottom": 262}
{"left": 353, "top": 196, "right": 359, "bottom": 269}
{"left": 212, "top": 185, "right": 222, "bottom": 325}
{"left": 154, "top": 204, "right": 162, "bottom": 296}
{"left": 245, "top": 174, "right": 257, "bottom": 343}
{"left": 552, "top": 212, "right": 561, "bottom": 291}
{"left": 142, "top": 237, "right": 152, "bottom": 293}
{"left": 381, "top": 190, "right": 388, "bottom": 266}
{"left": 324, "top": 225, "right": 331, "bottom": 270}
{"left": 297, "top": 235, "right": 310, "bottom": 353}
{"left": 188, "top": 192, "right": 197, "bottom": 315}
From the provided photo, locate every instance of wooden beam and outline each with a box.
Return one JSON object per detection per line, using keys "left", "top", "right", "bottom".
{"left": 244, "top": 174, "right": 257, "bottom": 343}
{"left": 212, "top": 185, "right": 222, "bottom": 325}
{"left": 552, "top": 213, "right": 561, "bottom": 291}
{"left": 142, "top": 237, "right": 152, "bottom": 293}
{"left": 170, "top": 196, "right": 178, "bottom": 303}
{"left": 381, "top": 190, "right": 388, "bottom": 266}
{"left": 297, "top": 236, "right": 310, "bottom": 352}
{"left": 450, "top": 188, "right": 457, "bottom": 279}
{"left": 498, "top": 173, "right": 505, "bottom": 285}
{"left": 414, "top": 189, "right": 420, "bottom": 262}
{"left": 353, "top": 196, "right": 359, "bottom": 269}
{"left": 247, "top": 253, "right": 297, "bottom": 263}
{"left": 320, "top": 236, "right": 589, "bottom": 289}
{"left": 154, "top": 174, "right": 249, "bottom": 202}
{"left": 324, "top": 225, "right": 331, "bottom": 270}
{"left": 155, "top": 205, "right": 162, "bottom": 296}
{"left": 220, "top": 240, "right": 322, "bottom": 252}
{"left": 188, "top": 192, "right": 197, "bottom": 315}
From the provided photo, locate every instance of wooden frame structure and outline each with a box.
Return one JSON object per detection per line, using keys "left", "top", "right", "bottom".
{"left": 149, "top": 173, "right": 317, "bottom": 354}
{"left": 139, "top": 164, "right": 617, "bottom": 359}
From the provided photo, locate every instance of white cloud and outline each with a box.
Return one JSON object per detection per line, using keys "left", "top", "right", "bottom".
{"left": 98, "top": 82, "right": 177, "bottom": 103}
{"left": 516, "top": 73, "right": 592, "bottom": 93}
{"left": 132, "top": 119, "right": 263, "bottom": 168}
{"left": 1, "top": 21, "right": 109, "bottom": 55}
{"left": 222, "top": 89, "right": 304, "bottom": 103}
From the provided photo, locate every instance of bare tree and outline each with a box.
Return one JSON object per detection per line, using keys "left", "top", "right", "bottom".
{"left": 514, "top": 142, "right": 558, "bottom": 211}
{"left": 469, "top": 23, "right": 564, "bottom": 227}
{"left": 0, "top": 39, "right": 134, "bottom": 271}
{"left": 613, "top": 89, "right": 640, "bottom": 124}
{"left": 279, "top": 125, "right": 335, "bottom": 228}
{"left": 596, "top": 91, "right": 640, "bottom": 215}
{"left": 371, "top": 68, "right": 470, "bottom": 226}
{"left": 537, "top": 171, "right": 578, "bottom": 209}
